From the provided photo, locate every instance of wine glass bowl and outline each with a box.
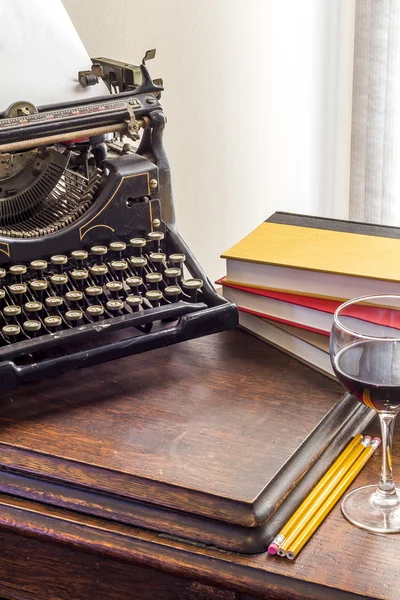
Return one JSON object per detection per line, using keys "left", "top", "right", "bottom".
{"left": 331, "top": 294, "right": 400, "bottom": 533}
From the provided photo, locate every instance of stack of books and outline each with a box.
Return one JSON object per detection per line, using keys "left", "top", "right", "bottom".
{"left": 219, "top": 212, "right": 400, "bottom": 379}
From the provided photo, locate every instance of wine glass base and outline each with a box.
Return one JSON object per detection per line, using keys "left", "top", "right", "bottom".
{"left": 342, "top": 485, "right": 400, "bottom": 533}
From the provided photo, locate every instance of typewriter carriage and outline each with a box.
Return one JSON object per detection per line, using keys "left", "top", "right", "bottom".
{"left": 0, "top": 54, "right": 237, "bottom": 391}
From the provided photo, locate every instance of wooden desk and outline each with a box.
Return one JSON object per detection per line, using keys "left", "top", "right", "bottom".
{"left": 0, "top": 330, "right": 396, "bottom": 600}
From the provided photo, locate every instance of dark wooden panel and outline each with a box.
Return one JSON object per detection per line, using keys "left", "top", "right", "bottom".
{"left": 0, "top": 330, "right": 343, "bottom": 530}
{"left": 0, "top": 529, "right": 236, "bottom": 600}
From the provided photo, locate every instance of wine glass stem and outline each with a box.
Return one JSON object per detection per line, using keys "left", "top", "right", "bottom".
{"left": 377, "top": 412, "right": 398, "bottom": 500}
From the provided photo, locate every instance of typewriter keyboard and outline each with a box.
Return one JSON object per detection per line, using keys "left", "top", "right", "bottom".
{"left": 0, "top": 232, "right": 208, "bottom": 348}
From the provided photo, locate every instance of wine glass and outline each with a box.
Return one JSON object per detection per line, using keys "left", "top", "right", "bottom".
{"left": 330, "top": 294, "right": 400, "bottom": 533}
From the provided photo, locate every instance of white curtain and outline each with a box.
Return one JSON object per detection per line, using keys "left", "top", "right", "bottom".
{"left": 350, "top": 0, "right": 400, "bottom": 224}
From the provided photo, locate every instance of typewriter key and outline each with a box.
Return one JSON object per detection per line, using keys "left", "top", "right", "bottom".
{"left": 125, "top": 276, "right": 143, "bottom": 292}
{"left": 50, "top": 255, "right": 68, "bottom": 272}
{"left": 85, "top": 285, "right": 103, "bottom": 298}
{"left": 130, "top": 256, "right": 147, "bottom": 272}
{"left": 71, "top": 269, "right": 89, "bottom": 289}
{"left": 9, "top": 265, "right": 27, "bottom": 281}
{"left": 182, "top": 278, "right": 203, "bottom": 302}
{"left": 2, "top": 324, "right": 21, "bottom": 337}
{"left": 126, "top": 295, "right": 143, "bottom": 311}
{"left": 45, "top": 296, "right": 63, "bottom": 311}
{"left": 164, "top": 267, "right": 181, "bottom": 286}
{"left": 110, "top": 241, "right": 126, "bottom": 258}
{"left": 65, "top": 310, "right": 83, "bottom": 323}
{"left": 106, "top": 299, "right": 124, "bottom": 313}
{"left": 149, "top": 252, "right": 166, "bottom": 272}
{"left": 0, "top": 289, "right": 5, "bottom": 302}
{"left": 9, "top": 283, "right": 27, "bottom": 295}
{"left": 130, "top": 238, "right": 146, "bottom": 255}
{"left": 23, "top": 320, "right": 42, "bottom": 335}
{"left": 30, "top": 260, "right": 48, "bottom": 273}
{"left": 24, "top": 301, "right": 43, "bottom": 314}
{"left": 50, "top": 273, "right": 68, "bottom": 287}
{"left": 164, "top": 285, "right": 182, "bottom": 302}
{"left": 91, "top": 245, "right": 108, "bottom": 263}
{"left": 30, "top": 279, "right": 48, "bottom": 293}
{"left": 147, "top": 231, "right": 164, "bottom": 252}
{"left": 3, "top": 306, "right": 22, "bottom": 323}
{"left": 110, "top": 260, "right": 128, "bottom": 280}
{"left": 86, "top": 305, "right": 104, "bottom": 319}
{"left": 89, "top": 264, "right": 108, "bottom": 283}
{"left": 0, "top": 268, "right": 6, "bottom": 279}
{"left": 44, "top": 315, "right": 62, "bottom": 329}
{"left": 65, "top": 291, "right": 83, "bottom": 305}
{"left": 145, "top": 289, "right": 163, "bottom": 307}
{"left": 145, "top": 272, "right": 162, "bottom": 289}
{"left": 71, "top": 250, "right": 88, "bottom": 264}
{"left": 106, "top": 281, "right": 123, "bottom": 297}
{"left": 169, "top": 253, "right": 186, "bottom": 266}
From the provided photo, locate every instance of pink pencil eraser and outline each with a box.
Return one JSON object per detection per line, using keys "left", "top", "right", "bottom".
{"left": 373, "top": 437, "right": 381, "bottom": 444}
{"left": 364, "top": 435, "right": 372, "bottom": 441}
{"left": 268, "top": 543, "right": 279, "bottom": 555}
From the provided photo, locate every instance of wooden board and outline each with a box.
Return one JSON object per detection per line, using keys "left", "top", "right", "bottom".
{"left": 0, "top": 330, "right": 373, "bottom": 552}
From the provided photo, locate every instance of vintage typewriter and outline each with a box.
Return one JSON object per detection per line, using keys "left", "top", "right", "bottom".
{"left": 0, "top": 52, "right": 237, "bottom": 391}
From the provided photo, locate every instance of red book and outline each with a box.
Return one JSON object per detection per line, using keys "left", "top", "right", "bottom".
{"left": 217, "top": 278, "right": 400, "bottom": 336}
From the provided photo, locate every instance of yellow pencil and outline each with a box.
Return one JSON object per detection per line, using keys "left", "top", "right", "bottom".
{"left": 277, "top": 435, "right": 370, "bottom": 556}
{"left": 268, "top": 433, "right": 365, "bottom": 555}
{"left": 285, "top": 437, "right": 381, "bottom": 560}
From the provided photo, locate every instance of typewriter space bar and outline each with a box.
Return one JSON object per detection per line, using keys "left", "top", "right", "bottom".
{"left": 0, "top": 305, "right": 227, "bottom": 391}
{"left": 0, "top": 301, "right": 206, "bottom": 362}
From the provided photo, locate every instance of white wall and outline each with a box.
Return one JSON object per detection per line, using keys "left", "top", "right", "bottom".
{"left": 63, "top": 0, "right": 355, "bottom": 283}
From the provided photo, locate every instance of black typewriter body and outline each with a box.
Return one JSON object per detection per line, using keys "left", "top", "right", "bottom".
{"left": 0, "top": 55, "right": 237, "bottom": 391}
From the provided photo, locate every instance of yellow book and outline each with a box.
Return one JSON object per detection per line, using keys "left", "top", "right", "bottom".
{"left": 221, "top": 212, "right": 400, "bottom": 300}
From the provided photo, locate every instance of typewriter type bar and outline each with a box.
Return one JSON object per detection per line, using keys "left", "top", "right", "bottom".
{"left": 0, "top": 55, "right": 237, "bottom": 390}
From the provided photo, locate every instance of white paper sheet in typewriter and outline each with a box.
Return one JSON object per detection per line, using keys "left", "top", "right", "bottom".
{"left": 0, "top": 0, "right": 109, "bottom": 111}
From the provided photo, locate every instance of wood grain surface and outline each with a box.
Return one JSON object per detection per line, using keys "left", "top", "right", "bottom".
{"left": 0, "top": 330, "right": 351, "bottom": 545}
{"left": 0, "top": 330, "right": 397, "bottom": 600}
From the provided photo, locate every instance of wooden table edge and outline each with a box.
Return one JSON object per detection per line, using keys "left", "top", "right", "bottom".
{"left": 0, "top": 495, "right": 375, "bottom": 600}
